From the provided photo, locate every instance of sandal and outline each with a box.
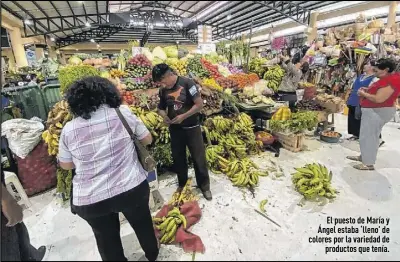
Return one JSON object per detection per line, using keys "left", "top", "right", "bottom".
{"left": 353, "top": 163, "right": 375, "bottom": 171}
{"left": 346, "top": 156, "right": 361, "bottom": 162}
{"left": 379, "top": 140, "right": 385, "bottom": 147}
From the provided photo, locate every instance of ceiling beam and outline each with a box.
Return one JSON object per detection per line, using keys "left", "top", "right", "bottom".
{"left": 32, "top": 1, "right": 67, "bottom": 37}
{"left": 252, "top": 1, "right": 311, "bottom": 26}
{"left": 11, "top": 1, "right": 49, "bottom": 33}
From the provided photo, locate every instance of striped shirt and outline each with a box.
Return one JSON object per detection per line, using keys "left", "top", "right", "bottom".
{"left": 58, "top": 105, "right": 149, "bottom": 206}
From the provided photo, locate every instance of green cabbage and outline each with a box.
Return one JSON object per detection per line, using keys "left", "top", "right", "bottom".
{"left": 152, "top": 46, "right": 167, "bottom": 60}
{"left": 152, "top": 57, "right": 164, "bottom": 66}
{"left": 68, "top": 56, "right": 82, "bottom": 65}
{"left": 59, "top": 65, "right": 99, "bottom": 93}
{"left": 163, "top": 46, "right": 178, "bottom": 58}
{"left": 142, "top": 48, "right": 154, "bottom": 61}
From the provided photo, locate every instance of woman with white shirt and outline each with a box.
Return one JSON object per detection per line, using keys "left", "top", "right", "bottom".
{"left": 58, "top": 76, "right": 158, "bottom": 261}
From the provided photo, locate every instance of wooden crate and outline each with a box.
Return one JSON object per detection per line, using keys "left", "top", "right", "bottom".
{"left": 273, "top": 132, "right": 305, "bottom": 152}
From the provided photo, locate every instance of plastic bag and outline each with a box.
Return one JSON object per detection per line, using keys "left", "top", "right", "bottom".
{"left": 1, "top": 119, "right": 44, "bottom": 159}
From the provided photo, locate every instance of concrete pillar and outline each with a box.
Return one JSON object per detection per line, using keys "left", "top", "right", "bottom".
{"left": 307, "top": 12, "right": 319, "bottom": 44}
{"left": 9, "top": 27, "right": 28, "bottom": 67}
{"left": 387, "top": 1, "right": 397, "bottom": 32}
{"left": 35, "top": 47, "right": 45, "bottom": 61}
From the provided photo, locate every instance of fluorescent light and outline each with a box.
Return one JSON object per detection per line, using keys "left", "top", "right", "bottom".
{"left": 24, "top": 19, "right": 32, "bottom": 25}
{"left": 85, "top": 21, "right": 91, "bottom": 27}
{"left": 97, "top": 44, "right": 100, "bottom": 47}
{"left": 195, "top": 1, "right": 228, "bottom": 20}
{"left": 227, "top": 14, "right": 232, "bottom": 20}
{"left": 168, "top": 7, "right": 175, "bottom": 13}
{"left": 50, "top": 37, "right": 55, "bottom": 41}
{"left": 78, "top": 1, "right": 84, "bottom": 4}
{"left": 155, "top": 22, "right": 165, "bottom": 27}
{"left": 176, "top": 41, "right": 180, "bottom": 44}
{"left": 90, "top": 39, "right": 95, "bottom": 43}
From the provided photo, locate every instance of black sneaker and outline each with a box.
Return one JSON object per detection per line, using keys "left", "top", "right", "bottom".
{"left": 202, "top": 190, "right": 212, "bottom": 201}
{"left": 35, "top": 246, "right": 46, "bottom": 261}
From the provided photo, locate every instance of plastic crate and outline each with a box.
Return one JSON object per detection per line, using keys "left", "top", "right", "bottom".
{"left": 1, "top": 85, "right": 48, "bottom": 120}
{"left": 42, "top": 84, "right": 62, "bottom": 111}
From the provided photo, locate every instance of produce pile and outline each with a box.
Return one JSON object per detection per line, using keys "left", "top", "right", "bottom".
{"left": 249, "top": 57, "right": 268, "bottom": 78}
{"left": 292, "top": 163, "right": 338, "bottom": 201}
{"left": 215, "top": 77, "right": 239, "bottom": 91}
{"left": 270, "top": 111, "right": 319, "bottom": 134}
{"left": 201, "top": 58, "right": 222, "bottom": 79}
{"left": 187, "top": 56, "right": 210, "bottom": 78}
{"left": 129, "top": 107, "right": 170, "bottom": 144}
{"left": 203, "top": 113, "right": 267, "bottom": 188}
{"left": 126, "top": 54, "right": 152, "bottom": 78}
{"left": 227, "top": 73, "right": 258, "bottom": 89}
{"left": 166, "top": 58, "right": 188, "bottom": 76}
{"left": 59, "top": 65, "right": 99, "bottom": 93}
{"left": 271, "top": 106, "right": 292, "bottom": 121}
{"left": 153, "top": 207, "right": 188, "bottom": 244}
{"left": 263, "top": 65, "right": 285, "bottom": 92}
{"left": 200, "top": 86, "right": 223, "bottom": 115}
{"left": 43, "top": 100, "right": 73, "bottom": 156}
{"left": 297, "top": 100, "right": 324, "bottom": 111}
{"left": 110, "top": 69, "right": 126, "bottom": 78}
{"left": 238, "top": 93, "right": 276, "bottom": 106}
{"left": 220, "top": 63, "right": 243, "bottom": 74}
{"left": 202, "top": 78, "right": 223, "bottom": 92}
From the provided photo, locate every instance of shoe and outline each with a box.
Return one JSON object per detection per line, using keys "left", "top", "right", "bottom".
{"left": 35, "top": 246, "right": 46, "bottom": 261}
{"left": 379, "top": 140, "right": 385, "bottom": 147}
{"left": 202, "top": 190, "right": 212, "bottom": 201}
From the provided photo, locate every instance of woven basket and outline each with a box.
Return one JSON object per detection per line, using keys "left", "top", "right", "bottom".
{"left": 368, "top": 17, "right": 384, "bottom": 29}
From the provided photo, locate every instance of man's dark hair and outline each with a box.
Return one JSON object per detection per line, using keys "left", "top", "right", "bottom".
{"left": 66, "top": 76, "right": 122, "bottom": 120}
{"left": 152, "top": 63, "right": 172, "bottom": 82}
{"left": 375, "top": 58, "right": 396, "bottom": 73}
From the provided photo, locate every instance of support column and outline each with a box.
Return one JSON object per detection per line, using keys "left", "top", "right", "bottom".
{"left": 35, "top": 46, "right": 45, "bottom": 61}
{"left": 387, "top": 1, "right": 397, "bottom": 32}
{"left": 9, "top": 27, "right": 28, "bottom": 67}
{"left": 307, "top": 12, "right": 319, "bottom": 44}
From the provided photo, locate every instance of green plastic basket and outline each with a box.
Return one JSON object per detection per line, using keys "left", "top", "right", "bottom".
{"left": 1, "top": 85, "right": 48, "bottom": 120}
{"left": 42, "top": 84, "right": 62, "bottom": 111}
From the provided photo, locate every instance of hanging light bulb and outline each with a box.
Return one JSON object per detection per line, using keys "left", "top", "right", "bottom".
{"left": 24, "top": 19, "right": 32, "bottom": 25}
{"left": 90, "top": 39, "right": 95, "bottom": 43}
{"left": 50, "top": 37, "right": 55, "bottom": 41}
{"left": 227, "top": 14, "right": 232, "bottom": 20}
{"left": 85, "top": 21, "right": 91, "bottom": 27}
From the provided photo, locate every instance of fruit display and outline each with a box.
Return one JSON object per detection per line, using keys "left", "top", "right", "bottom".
{"left": 271, "top": 106, "right": 292, "bottom": 121}
{"left": 120, "top": 90, "right": 135, "bottom": 105}
{"left": 270, "top": 111, "right": 319, "bottom": 134}
{"left": 217, "top": 64, "right": 231, "bottom": 77}
{"left": 228, "top": 74, "right": 250, "bottom": 89}
{"left": 296, "top": 100, "right": 324, "bottom": 111}
{"left": 110, "top": 69, "right": 126, "bottom": 78}
{"left": 59, "top": 65, "right": 99, "bottom": 93}
{"left": 248, "top": 73, "right": 260, "bottom": 85}
{"left": 153, "top": 207, "right": 187, "bottom": 244}
{"left": 126, "top": 54, "right": 152, "bottom": 78}
{"left": 129, "top": 107, "right": 170, "bottom": 144}
{"left": 238, "top": 93, "right": 276, "bottom": 106}
{"left": 167, "top": 59, "right": 187, "bottom": 76}
{"left": 255, "top": 131, "right": 274, "bottom": 145}
{"left": 263, "top": 65, "right": 285, "bottom": 92}
{"left": 123, "top": 73, "right": 160, "bottom": 90}
{"left": 215, "top": 77, "right": 239, "bottom": 91}
{"left": 202, "top": 113, "right": 267, "bottom": 188}
{"left": 201, "top": 57, "right": 222, "bottom": 79}
{"left": 82, "top": 57, "right": 111, "bottom": 68}
{"left": 43, "top": 100, "right": 73, "bottom": 156}
{"left": 321, "top": 131, "right": 341, "bottom": 138}
{"left": 202, "top": 78, "right": 223, "bottom": 92}
{"left": 201, "top": 88, "right": 223, "bottom": 116}
{"left": 187, "top": 56, "right": 210, "bottom": 78}
{"left": 168, "top": 178, "right": 198, "bottom": 207}
{"left": 291, "top": 163, "right": 338, "bottom": 200}
{"left": 131, "top": 93, "right": 160, "bottom": 110}
{"left": 249, "top": 57, "right": 268, "bottom": 78}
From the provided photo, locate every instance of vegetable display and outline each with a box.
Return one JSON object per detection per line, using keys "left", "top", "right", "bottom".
{"left": 270, "top": 111, "right": 319, "bottom": 133}
{"left": 59, "top": 65, "right": 99, "bottom": 93}
{"left": 187, "top": 56, "right": 210, "bottom": 78}
{"left": 263, "top": 65, "right": 285, "bottom": 92}
{"left": 201, "top": 58, "right": 222, "bottom": 79}
{"left": 126, "top": 54, "right": 152, "bottom": 78}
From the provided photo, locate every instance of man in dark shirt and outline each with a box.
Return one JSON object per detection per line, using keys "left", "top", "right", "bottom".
{"left": 152, "top": 64, "right": 212, "bottom": 200}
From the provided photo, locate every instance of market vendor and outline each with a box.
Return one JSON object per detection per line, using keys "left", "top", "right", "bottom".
{"left": 277, "top": 55, "right": 308, "bottom": 110}
{"left": 152, "top": 63, "right": 212, "bottom": 201}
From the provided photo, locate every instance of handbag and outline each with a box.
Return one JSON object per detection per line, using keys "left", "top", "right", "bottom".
{"left": 115, "top": 108, "right": 156, "bottom": 172}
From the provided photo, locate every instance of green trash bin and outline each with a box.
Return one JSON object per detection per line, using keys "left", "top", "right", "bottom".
{"left": 42, "top": 84, "right": 62, "bottom": 111}
{"left": 1, "top": 85, "right": 48, "bottom": 121}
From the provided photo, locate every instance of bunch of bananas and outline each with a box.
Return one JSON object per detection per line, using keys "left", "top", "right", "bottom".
{"left": 263, "top": 65, "right": 285, "bottom": 92}
{"left": 153, "top": 207, "right": 187, "bottom": 244}
{"left": 43, "top": 100, "right": 73, "bottom": 156}
{"left": 219, "top": 157, "right": 268, "bottom": 187}
{"left": 169, "top": 178, "right": 198, "bottom": 207}
{"left": 129, "top": 106, "right": 170, "bottom": 144}
{"left": 292, "top": 163, "right": 338, "bottom": 200}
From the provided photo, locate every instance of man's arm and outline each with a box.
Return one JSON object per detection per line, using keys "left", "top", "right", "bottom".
{"left": 2, "top": 184, "right": 23, "bottom": 226}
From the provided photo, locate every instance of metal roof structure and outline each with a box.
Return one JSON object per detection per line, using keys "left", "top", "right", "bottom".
{"left": 1, "top": 1, "right": 348, "bottom": 48}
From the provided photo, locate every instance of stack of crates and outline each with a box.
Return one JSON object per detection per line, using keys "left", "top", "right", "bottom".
{"left": 42, "top": 84, "right": 62, "bottom": 112}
